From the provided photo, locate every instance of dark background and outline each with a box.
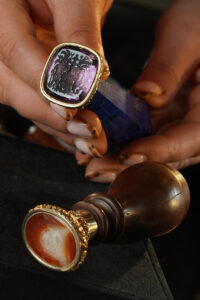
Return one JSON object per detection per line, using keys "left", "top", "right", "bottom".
{"left": 102, "top": 2, "right": 200, "bottom": 300}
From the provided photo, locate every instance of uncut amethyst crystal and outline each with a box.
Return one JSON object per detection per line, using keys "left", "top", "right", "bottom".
{"left": 88, "top": 81, "right": 152, "bottom": 151}
{"left": 42, "top": 45, "right": 99, "bottom": 106}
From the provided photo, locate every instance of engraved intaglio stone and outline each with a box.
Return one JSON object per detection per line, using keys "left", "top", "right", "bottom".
{"left": 41, "top": 44, "right": 102, "bottom": 108}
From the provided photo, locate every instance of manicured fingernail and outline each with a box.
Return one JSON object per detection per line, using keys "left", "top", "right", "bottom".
{"left": 74, "top": 138, "right": 102, "bottom": 158}
{"left": 77, "top": 159, "right": 89, "bottom": 166}
{"left": 54, "top": 136, "right": 75, "bottom": 153}
{"left": 131, "top": 81, "right": 163, "bottom": 99}
{"left": 67, "top": 120, "right": 92, "bottom": 137}
{"left": 76, "top": 152, "right": 91, "bottom": 166}
{"left": 85, "top": 170, "right": 117, "bottom": 183}
{"left": 50, "top": 103, "right": 72, "bottom": 120}
{"left": 119, "top": 153, "right": 146, "bottom": 166}
{"left": 101, "top": 67, "right": 110, "bottom": 80}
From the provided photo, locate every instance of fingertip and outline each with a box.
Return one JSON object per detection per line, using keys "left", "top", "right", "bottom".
{"left": 100, "top": 57, "right": 110, "bottom": 80}
{"left": 119, "top": 153, "right": 147, "bottom": 166}
{"left": 75, "top": 150, "right": 91, "bottom": 166}
{"left": 131, "top": 81, "right": 163, "bottom": 98}
{"left": 131, "top": 81, "right": 165, "bottom": 108}
{"left": 50, "top": 102, "right": 77, "bottom": 120}
{"left": 76, "top": 108, "right": 102, "bottom": 137}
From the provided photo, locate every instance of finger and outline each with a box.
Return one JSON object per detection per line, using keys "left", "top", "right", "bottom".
{"left": 34, "top": 121, "right": 76, "bottom": 147}
{"left": 191, "top": 67, "right": 200, "bottom": 84}
{"left": 50, "top": 102, "right": 78, "bottom": 121}
{"left": 36, "top": 115, "right": 107, "bottom": 158}
{"left": 167, "top": 154, "right": 200, "bottom": 170}
{"left": 131, "top": 0, "right": 200, "bottom": 108}
{"left": 188, "top": 84, "right": 200, "bottom": 108}
{"left": 74, "top": 129, "right": 108, "bottom": 157}
{"left": 25, "top": 125, "right": 75, "bottom": 154}
{"left": 119, "top": 121, "right": 200, "bottom": 166}
{"left": 75, "top": 150, "right": 91, "bottom": 166}
{"left": 35, "top": 25, "right": 80, "bottom": 122}
{"left": 0, "top": 0, "right": 50, "bottom": 95}
{"left": 35, "top": 26, "right": 57, "bottom": 52}
{"left": 66, "top": 109, "right": 102, "bottom": 138}
{"left": 85, "top": 154, "right": 126, "bottom": 183}
{"left": 0, "top": 60, "right": 67, "bottom": 132}
{"left": 27, "top": 0, "right": 53, "bottom": 28}
{"left": 45, "top": 0, "right": 110, "bottom": 71}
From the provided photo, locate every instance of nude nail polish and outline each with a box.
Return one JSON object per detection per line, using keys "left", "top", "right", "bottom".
{"left": 131, "top": 81, "right": 163, "bottom": 99}
{"left": 67, "top": 120, "right": 92, "bottom": 137}
{"left": 50, "top": 103, "right": 72, "bottom": 120}
{"left": 119, "top": 153, "right": 147, "bottom": 166}
{"left": 85, "top": 170, "right": 117, "bottom": 183}
{"left": 74, "top": 138, "right": 101, "bottom": 158}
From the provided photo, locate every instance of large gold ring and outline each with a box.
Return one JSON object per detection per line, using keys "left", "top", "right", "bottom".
{"left": 40, "top": 43, "right": 105, "bottom": 109}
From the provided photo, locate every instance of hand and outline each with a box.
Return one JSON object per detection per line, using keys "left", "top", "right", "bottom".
{"left": 80, "top": 0, "right": 200, "bottom": 183}
{"left": 0, "top": 0, "right": 112, "bottom": 156}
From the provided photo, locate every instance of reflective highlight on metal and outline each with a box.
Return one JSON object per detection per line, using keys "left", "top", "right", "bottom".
{"left": 22, "top": 205, "right": 97, "bottom": 271}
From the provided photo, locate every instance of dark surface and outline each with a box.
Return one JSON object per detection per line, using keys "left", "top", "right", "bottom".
{"left": 0, "top": 135, "right": 172, "bottom": 300}
{"left": 152, "top": 165, "right": 200, "bottom": 300}
{"left": 102, "top": 2, "right": 200, "bottom": 300}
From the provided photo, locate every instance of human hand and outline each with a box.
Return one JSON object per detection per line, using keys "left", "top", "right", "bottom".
{"left": 0, "top": 0, "right": 112, "bottom": 156}
{"left": 80, "top": 0, "right": 200, "bottom": 183}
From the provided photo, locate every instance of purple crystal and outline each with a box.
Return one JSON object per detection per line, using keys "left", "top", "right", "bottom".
{"left": 43, "top": 45, "right": 99, "bottom": 105}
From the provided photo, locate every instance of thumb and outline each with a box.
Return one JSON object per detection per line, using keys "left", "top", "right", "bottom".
{"left": 131, "top": 0, "right": 200, "bottom": 108}
{"left": 45, "top": 0, "right": 110, "bottom": 72}
{"left": 43, "top": 0, "right": 111, "bottom": 120}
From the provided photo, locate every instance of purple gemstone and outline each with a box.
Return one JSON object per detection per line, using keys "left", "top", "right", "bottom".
{"left": 42, "top": 45, "right": 99, "bottom": 106}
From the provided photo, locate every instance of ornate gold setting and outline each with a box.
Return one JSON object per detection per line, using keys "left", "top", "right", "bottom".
{"left": 40, "top": 42, "right": 103, "bottom": 109}
{"left": 22, "top": 204, "right": 90, "bottom": 272}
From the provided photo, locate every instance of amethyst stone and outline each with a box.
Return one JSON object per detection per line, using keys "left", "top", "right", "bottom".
{"left": 88, "top": 81, "right": 152, "bottom": 151}
{"left": 41, "top": 44, "right": 100, "bottom": 107}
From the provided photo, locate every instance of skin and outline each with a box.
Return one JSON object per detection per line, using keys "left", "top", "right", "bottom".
{"left": 84, "top": 0, "right": 200, "bottom": 182}
{"left": 0, "top": 0, "right": 112, "bottom": 155}
{"left": 0, "top": 0, "right": 200, "bottom": 183}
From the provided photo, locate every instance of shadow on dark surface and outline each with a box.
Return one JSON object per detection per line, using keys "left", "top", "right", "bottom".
{"left": 103, "top": 4, "right": 200, "bottom": 299}
{"left": 0, "top": 135, "right": 172, "bottom": 300}
{"left": 152, "top": 165, "right": 200, "bottom": 300}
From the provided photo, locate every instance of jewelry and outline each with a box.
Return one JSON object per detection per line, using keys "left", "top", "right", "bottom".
{"left": 40, "top": 43, "right": 103, "bottom": 109}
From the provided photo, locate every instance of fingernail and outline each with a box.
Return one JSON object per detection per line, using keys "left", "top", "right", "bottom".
{"left": 101, "top": 67, "right": 110, "bottom": 80}
{"left": 76, "top": 152, "right": 91, "bottom": 166}
{"left": 77, "top": 159, "right": 89, "bottom": 166}
{"left": 131, "top": 81, "right": 163, "bottom": 99}
{"left": 74, "top": 138, "right": 102, "bottom": 158}
{"left": 50, "top": 103, "right": 72, "bottom": 120}
{"left": 54, "top": 136, "right": 75, "bottom": 153}
{"left": 119, "top": 153, "right": 146, "bottom": 166}
{"left": 85, "top": 170, "right": 117, "bottom": 183}
{"left": 67, "top": 120, "right": 92, "bottom": 137}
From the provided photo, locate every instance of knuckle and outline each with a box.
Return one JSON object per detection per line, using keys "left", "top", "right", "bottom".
{"left": 0, "top": 33, "right": 19, "bottom": 64}
{"left": 68, "top": 26, "right": 102, "bottom": 51}
{"left": 151, "top": 62, "right": 179, "bottom": 85}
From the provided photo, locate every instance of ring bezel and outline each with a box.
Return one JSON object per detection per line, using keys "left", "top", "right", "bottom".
{"left": 40, "top": 43, "right": 103, "bottom": 109}
{"left": 22, "top": 205, "right": 88, "bottom": 272}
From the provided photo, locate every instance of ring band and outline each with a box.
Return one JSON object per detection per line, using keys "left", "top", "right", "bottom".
{"left": 40, "top": 43, "right": 104, "bottom": 109}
